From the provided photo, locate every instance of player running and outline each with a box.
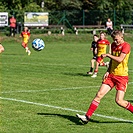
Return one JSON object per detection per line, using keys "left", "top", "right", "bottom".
{"left": 76, "top": 30, "right": 133, "bottom": 124}
{"left": 91, "top": 32, "right": 111, "bottom": 78}
{"left": 20, "top": 27, "right": 31, "bottom": 55}
{"left": 87, "top": 34, "right": 99, "bottom": 75}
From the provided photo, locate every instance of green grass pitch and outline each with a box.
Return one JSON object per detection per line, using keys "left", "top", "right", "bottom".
{"left": 0, "top": 33, "right": 133, "bottom": 133}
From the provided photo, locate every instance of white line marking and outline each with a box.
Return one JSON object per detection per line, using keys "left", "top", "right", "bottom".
{"left": 0, "top": 96, "right": 132, "bottom": 123}
{"left": 1, "top": 86, "right": 99, "bottom": 94}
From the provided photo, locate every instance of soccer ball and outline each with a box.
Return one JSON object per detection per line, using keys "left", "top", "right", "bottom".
{"left": 32, "top": 38, "right": 45, "bottom": 51}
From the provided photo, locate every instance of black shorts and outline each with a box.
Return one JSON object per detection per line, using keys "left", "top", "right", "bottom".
{"left": 92, "top": 56, "right": 97, "bottom": 60}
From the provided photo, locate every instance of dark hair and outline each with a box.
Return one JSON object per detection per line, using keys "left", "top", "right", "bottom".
{"left": 93, "top": 34, "right": 99, "bottom": 38}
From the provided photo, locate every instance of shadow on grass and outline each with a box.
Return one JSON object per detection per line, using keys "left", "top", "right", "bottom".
{"left": 37, "top": 113, "right": 132, "bottom": 125}
{"left": 37, "top": 113, "right": 83, "bottom": 125}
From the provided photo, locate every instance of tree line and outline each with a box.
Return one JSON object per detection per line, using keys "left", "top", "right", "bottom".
{"left": 0, "top": 0, "right": 133, "bottom": 27}
{"left": 1, "top": 0, "right": 133, "bottom": 12}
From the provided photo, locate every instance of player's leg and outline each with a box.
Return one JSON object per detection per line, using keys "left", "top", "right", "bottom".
{"left": 11, "top": 27, "right": 14, "bottom": 36}
{"left": 115, "top": 90, "right": 133, "bottom": 113}
{"left": 25, "top": 42, "right": 31, "bottom": 55}
{"left": 0, "top": 44, "right": 4, "bottom": 53}
{"left": 115, "top": 76, "right": 133, "bottom": 113}
{"left": 22, "top": 42, "right": 29, "bottom": 52}
{"left": 95, "top": 61, "right": 99, "bottom": 73}
{"left": 91, "top": 56, "right": 102, "bottom": 77}
{"left": 27, "top": 45, "right": 31, "bottom": 55}
{"left": 99, "top": 60, "right": 109, "bottom": 67}
{"left": 91, "top": 58, "right": 96, "bottom": 68}
{"left": 87, "top": 58, "right": 95, "bottom": 75}
{"left": 76, "top": 84, "right": 111, "bottom": 124}
{"left": 13, "top": 27, "right": 15, "bottom": 37}
{"left": 86, "top": 84, "right": 111, "bottom": 116}
{"left": 10, "top": 27, "right": 12, "bottom": 36}
{"left": 91, "top": 61, "right": 99, "bottom": 77}
{"left": 22, "top": 42, "right": 26, "bottom": 48}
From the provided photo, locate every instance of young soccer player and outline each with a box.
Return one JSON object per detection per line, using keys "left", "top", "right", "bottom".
{"left": 91, "top": 32, "right": 111, "bottom": 78}
{"left": 76, "top": 30, "right": 133, "bottom": 124}
{"left": 87, "top": 34, "right": 99, "bottom": 75}
{"left": 20, "top": 27, "right": 31, "bottom": 55}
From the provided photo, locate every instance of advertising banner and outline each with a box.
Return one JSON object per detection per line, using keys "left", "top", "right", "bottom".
{"left": 0, "top": 12, "right": 8, "bottom": 27}
{"left": 24, "top": 12, "right": 48, "bottom": 27}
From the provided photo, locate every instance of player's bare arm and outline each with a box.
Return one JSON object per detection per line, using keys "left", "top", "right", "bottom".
{"left": 101, "top": 52, "right": 126, "bottom": 63}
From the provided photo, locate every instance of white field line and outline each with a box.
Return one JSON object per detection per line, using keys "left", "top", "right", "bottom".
{"left": 0, "top": 97, "right": 132, "bottom": 123}
{"left": 1, "top": 86, "right": 99, "bottom": 94}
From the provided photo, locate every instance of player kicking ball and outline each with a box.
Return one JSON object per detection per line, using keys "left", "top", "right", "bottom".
{"left": 20, "top": 27, "right": 31, "bottom": 55}
{"left": 76, "top": 30, "right": 133, "bottom": 124}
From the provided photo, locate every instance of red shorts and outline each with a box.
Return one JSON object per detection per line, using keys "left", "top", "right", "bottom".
{"left": 102, "top": 74, "right": 128, "bottom": 92}
{"left": 96, "top": 56, "right": 104, "bottom": 64}
{"left": 22, "top": 42, "right": 27, "bottom": 48}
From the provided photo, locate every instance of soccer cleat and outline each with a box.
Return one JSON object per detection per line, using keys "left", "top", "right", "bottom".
{"left": 87, "top": 71, "right": 93, "bottom": 75}
{"left": 76, "top": 114, "right": 89, "bottom": 124}
{"left": 91, "top": 73, "right": 97, "bottom": 78}
{"left": 28, "top": 51, "right": 31, "bottom": 56}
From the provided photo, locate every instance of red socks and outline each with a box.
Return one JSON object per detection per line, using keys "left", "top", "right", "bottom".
{"left": 126, "top": 102, "right": 133, "bottom": 113}
{"left": 85, "top": 101, "right": 133, "bottom": 120}
{"left": 86, "top": 100, "right": 99, "bottom": 118}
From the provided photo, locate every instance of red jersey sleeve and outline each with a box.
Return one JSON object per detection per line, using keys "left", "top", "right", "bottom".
{"left": 105, "top": 39, "right": 110, "bottom": 45}
{"left": 121, "top": 42, "right": 130, "bottom": 54}
{"left": 27, "top": 32, "right": 30, "bottom": 37}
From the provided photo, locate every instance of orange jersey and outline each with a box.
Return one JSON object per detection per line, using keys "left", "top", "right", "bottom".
{"left": 21, "top": 31, "right": 30, "bottom": 44}
{"left": 97, "top": 39, "right": 110, "bottom": 56}
{"left": 109, "top": 42, "right": 130, "bottom": 76}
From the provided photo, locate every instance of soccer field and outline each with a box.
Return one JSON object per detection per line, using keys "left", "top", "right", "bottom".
{"left": 0, "top": 33, "right": 133, "bottom": 133}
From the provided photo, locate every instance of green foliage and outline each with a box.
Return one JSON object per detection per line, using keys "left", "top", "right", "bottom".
{"left": 0, "top": 2, "right": 8, "bottom": 11}
{"left": 1, "top": 0, "right": 133, "bottom": 11}
{"left": 23, "top": 2, "right": 42, "bottom": 12}
{"left": 61, "top": 0, "right": 82, "bottom": 10}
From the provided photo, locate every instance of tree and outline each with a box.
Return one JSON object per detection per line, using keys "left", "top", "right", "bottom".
{"left": 60, "top": 0, "right": 82, "bottom": 10}
{"left": 0, "top": 2, "right": 8, "bottom": 11}
{"left": 81, "top": 0, "right": 95, "bottom": 10}
{"left": 23, "top": 2, "right": 42, "bottom": 12}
